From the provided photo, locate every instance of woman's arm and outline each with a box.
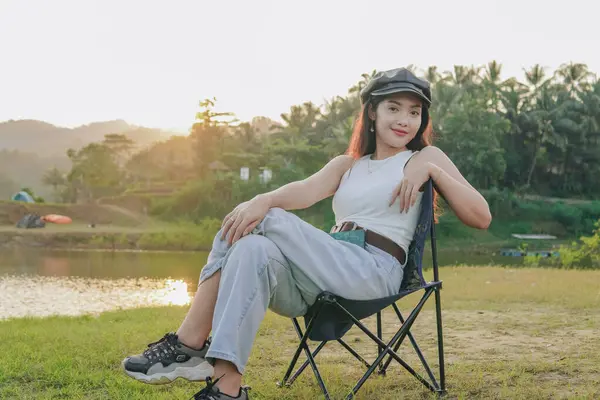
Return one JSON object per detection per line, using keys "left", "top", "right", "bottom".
{"left": 222, "top": 155, "right": 354, "bottom": 244}
{"left": 260, "top": 155, "right": 354, "bottom": 210}
{"left": 419, "top": 146, "right": 492, "bottom": 229}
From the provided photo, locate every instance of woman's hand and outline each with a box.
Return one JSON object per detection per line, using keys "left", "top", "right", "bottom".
{"left": 221, "top": 195, "right": 272, "bottom": 245}
{"left": 389, "top": 161, "right": 440, "bottom": 213}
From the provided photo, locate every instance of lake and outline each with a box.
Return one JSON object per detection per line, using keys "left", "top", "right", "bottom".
{"left": 0, "top": 247, "right": 522, "bottom": 319}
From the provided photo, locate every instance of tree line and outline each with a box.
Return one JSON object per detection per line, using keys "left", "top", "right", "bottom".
{"left": 43, "top": 61, "right": 599, "bottom": 212}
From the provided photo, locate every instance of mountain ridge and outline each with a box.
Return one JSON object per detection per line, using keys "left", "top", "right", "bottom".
{"left": 0, "top": 119, "right": 180, "bottom": 157}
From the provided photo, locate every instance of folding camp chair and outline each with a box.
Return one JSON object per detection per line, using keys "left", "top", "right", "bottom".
{"left": 278, "top": 179, "right": 446, "bottom": 399}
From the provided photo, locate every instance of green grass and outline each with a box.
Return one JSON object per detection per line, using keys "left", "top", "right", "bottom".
{"left": 0, "top": 219, "right": 222, "bottom": 251}
{"left": 1, "top": 266, "right": 599, "bottom": 399}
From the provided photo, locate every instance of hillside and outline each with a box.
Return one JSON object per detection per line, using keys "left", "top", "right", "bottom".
{"left": 0, "top": 119, "right": 183, "bottom": 199}
{"left": 0, "top": 119, "right": 178, "bottom": 157}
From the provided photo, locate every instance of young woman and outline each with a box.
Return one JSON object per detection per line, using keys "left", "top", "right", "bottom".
{"left": 122, "top": 68, "right": 492, "bottom": 399}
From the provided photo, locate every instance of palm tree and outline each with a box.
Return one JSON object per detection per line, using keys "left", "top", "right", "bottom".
{"left": 235, "top": 122, "right": 260, "bottom": 153}
{"left": 278, "top": 102, "right": 321, "bottom": 145}
{"left": 430, "top": 82, "right": 462, "bottom": 129}
{"left": 484, "top": 60, "right": 503, "bottom": 84}
{"left": 42, "top": 167, "right": 65, "bottom": 201}
{"left": 571, "top": 81, "right": 600, "bottom": 193}
{"left": 424, "top": 66, "right": 446, "bottom": 85}
{"left": 522, "top": 64, "right": 552, "bottom": 112}
{"left": 405, "top": 64, "right": 418, "bottom": 73}
{"left": 524, "top": 64, "right": 548, "bottom": 90}
{"left": 500, "top": 78, "right": 529, "bottom": 114}
{"left": 483, "top": 60, "right": 504, "bottom": 111}
{"left": 555, "top": 62, "right": 593, "bottom": 95}
{"left": 348, "top": 70, "right": 378, "bottom": 95}
{"left": 522, "top": 110, "right": 555, "bottom": 186}
{"left": 447, "top": 65, "right": 482, "bottom": 87}
{"left": 317, "top": 97, "right": 342, "bottom": 136}
{"left": 191, "top": 98, "right": 236, "bottom": 177}
{"left": 578, "top": 85, "right": 600, "bottom": 136}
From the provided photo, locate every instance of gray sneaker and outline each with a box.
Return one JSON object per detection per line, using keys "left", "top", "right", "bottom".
{"left": 122, "top": 332, "right": 214, "bottom": 384}
{"left": 191, "top": 376, "right": 250, "bottom": 400}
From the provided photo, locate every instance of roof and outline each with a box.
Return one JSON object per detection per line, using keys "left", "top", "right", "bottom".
{"left": 511, "top": 234, "right": 557, "bottom": 240}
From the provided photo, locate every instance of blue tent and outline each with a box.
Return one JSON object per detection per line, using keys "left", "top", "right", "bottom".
{"left": 12, "top": 191, "right": 35, "bottom": 203}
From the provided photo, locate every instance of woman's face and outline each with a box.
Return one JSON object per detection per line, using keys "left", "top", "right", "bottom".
{"left": 369, "top": 93, "right": 423, "bottom": 153}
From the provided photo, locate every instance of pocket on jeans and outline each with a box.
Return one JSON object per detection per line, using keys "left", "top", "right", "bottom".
{"left": 366, "top": 244, "right": 400, "bottom": 275}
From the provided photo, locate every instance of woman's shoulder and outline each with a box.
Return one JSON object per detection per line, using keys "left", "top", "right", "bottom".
{"left": 332, "top": 154, "right": 372, "bottom": 168}
{"left": 327, "top": 154, "right": 357, "bottom": 178}
{"left": 403, "top": 146, "right": 449, "bottom": 171}
{"left": 419, "top": 145, "right": 446, "bottom": 157}
{"left": 407, "top": 146, "right": 449, "bottom": 163}
{"left": 331, "top": 154, "right": 356, "bottom": 168}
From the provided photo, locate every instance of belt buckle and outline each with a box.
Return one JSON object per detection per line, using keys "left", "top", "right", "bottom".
{"left": 346, "top": 222, "right": 358, "bottom": 231}
{"left": 331, "top": 221, "right": 359, "bottom": 233}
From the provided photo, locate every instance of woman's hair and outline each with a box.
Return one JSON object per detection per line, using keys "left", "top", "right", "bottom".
{"left": 345, "top": 95, "right": 440, "bottom": 221}
{"left": 346, "top": 96, "right": 434, "bottom": 159}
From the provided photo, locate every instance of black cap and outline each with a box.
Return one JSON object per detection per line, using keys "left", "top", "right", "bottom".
{"left": 360, "top": 68, "right": 432, "bottom": 107}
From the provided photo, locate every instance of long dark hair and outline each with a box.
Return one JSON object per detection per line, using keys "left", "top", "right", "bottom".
{"left": 345, "top": 96, "right": 440, "bottom": 221}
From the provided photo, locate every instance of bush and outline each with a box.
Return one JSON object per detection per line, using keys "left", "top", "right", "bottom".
{"left": 136, "top": 218, "right": 221, "bottom": 250}
{"left": 482, "top": 187, "right": 520, "bottom": 218}
{"left": 485, "top": 190, "right": 600, "bottom": 237}
{"left": 517, "top": 201, "right": 544, "bottom": 220}
{"left": 21, "top": 187, "right": 45, "bottom": 203}
{"left": 525, "top": 220, "right": 600, "bottom": 269}
{"left": 436, "top": 212, "right": 477, "bottom": 240}
{"left": 150, "top": 179, "right": 227, "bottom": 222}
{"left": 556, "top": 220, "right": 600, "bottom": 269}
{"left": 550, "top": 203, "right": 584, "bottom": 234}
{"left": 149, "top": 174, "right": 269, "bottom": 223}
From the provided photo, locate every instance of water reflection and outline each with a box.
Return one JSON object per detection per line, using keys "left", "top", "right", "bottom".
{"left": 0, "top": 248, "right": 206, "bottom": 320}
{"left": 0, "top": 275, "right": 191, "bottom": 320}
{"left": 0, "top": 248, "right": 208, "bottom": 285}
{"left": 161, "top": 279, "right": 192, "bottom": 306}
{"left": 0, "top": 246, "right": 521, "bottom": 320}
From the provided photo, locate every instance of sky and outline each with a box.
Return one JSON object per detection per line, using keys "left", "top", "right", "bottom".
{"left": 0, "top": 0, "right": 598, "bottom": 133}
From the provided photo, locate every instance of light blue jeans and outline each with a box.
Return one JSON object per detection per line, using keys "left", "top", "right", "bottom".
{"left": 199, "top": 207, "right": 405, "bottom": 374}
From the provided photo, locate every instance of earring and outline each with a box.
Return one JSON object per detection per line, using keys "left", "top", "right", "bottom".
{"left": 370, "top": 123, "right": 375, "bottom": 133}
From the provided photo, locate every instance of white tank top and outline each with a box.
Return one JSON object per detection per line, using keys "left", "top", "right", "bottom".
{"left": 332, "top": 150, "right": 422, "bottom": 252}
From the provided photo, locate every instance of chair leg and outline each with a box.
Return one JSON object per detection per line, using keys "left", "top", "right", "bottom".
{"left": 376, "top": 312, "right": 384, "bottom": 374}
{"left": 435, "top": 286, "right": 446, "bottom": 394}
{"left": 279, "top": 307, "right": 331, "bottom": 399}
{"left": 286, "top": 341, "right": 327, "bottom": 385}
{"left": 337, "top": 338, "right": 371, "bottom": 369}
{"left": 336, "top": 291, "right": 437, "bottom": 398}
{"left": 279, "top": 318, "right": 306, "bottom": 386}
{"left": 379, "top": 303, "right": 439, "bottom": 389}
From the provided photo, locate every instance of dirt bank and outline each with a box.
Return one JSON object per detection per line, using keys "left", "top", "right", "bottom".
{"left": 0, "top": 201, "right": 166, "bottom": 250}
{"left": 0, "top": 228, "right": 144, "bottom": 251}
{"left": 0, "top": 200, "right": 147, "bottom": 227}
{"left": 0, "top": 224, "right": 211, "bottom": 252}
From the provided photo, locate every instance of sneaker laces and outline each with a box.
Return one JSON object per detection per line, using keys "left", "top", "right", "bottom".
{"left": 143, "top": 332, "right": 178, "bottom": 361}
{"left": 191, "top": 375, "right": 225, "bottom": 400}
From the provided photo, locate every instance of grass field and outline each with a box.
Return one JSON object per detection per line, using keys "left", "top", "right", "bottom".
{"left": 1, "top": 266, "right": 599, "bottom": 399}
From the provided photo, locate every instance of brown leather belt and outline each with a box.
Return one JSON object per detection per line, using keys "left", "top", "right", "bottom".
{"left": 331, "top": 221, "right": 406, "bottom": 265}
